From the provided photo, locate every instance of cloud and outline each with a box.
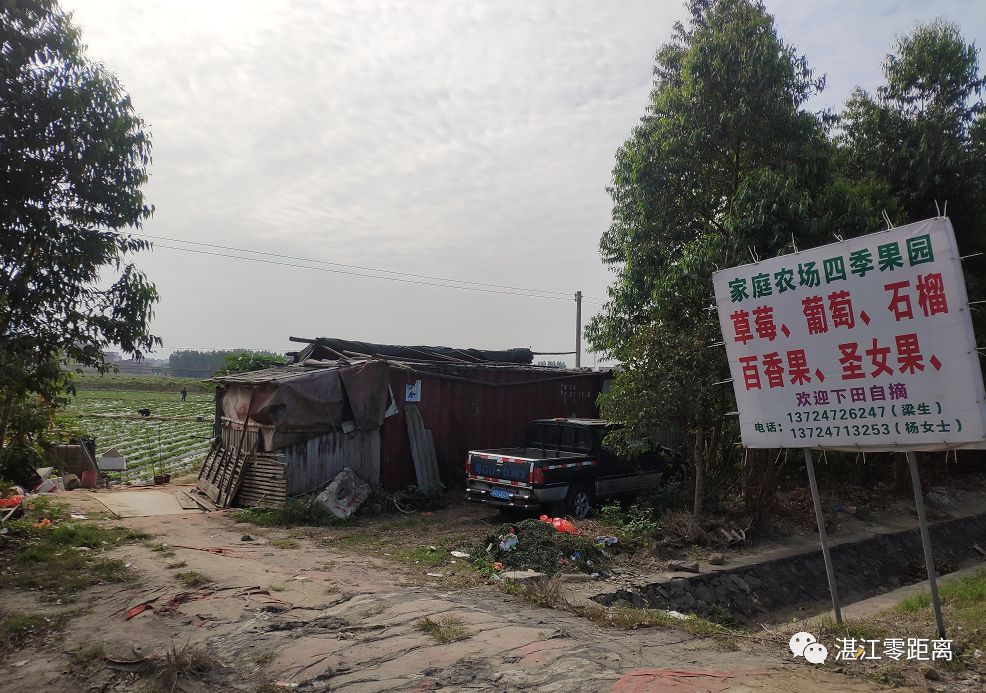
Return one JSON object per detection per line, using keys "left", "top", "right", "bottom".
{"left": 60, "top": 0, "right": 985, "bottom": 360}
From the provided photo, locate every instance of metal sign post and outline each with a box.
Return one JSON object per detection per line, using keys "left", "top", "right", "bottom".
{"left": 804, "top": 449, "right": 842, "bottom": 623}
{"left": 906, "top": 451, "right": 946, "bottom": 638}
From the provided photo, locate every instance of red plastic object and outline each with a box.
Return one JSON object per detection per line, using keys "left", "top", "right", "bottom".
{"left": 0, "top": 495, "right": 23, "bottom": 508}
{"left": 538, "top": 515, "right": 578, "bottom": 534}
{"left": 124, "top": 603, "right": 152, "bottom": 620}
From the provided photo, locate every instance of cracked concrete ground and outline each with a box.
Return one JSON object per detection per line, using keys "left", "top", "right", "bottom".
{"left": 1, "top": 493, "right": 902, "bottom": 692}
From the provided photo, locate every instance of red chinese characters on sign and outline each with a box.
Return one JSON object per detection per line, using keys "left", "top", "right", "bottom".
{"left": 917, "top": 273, "right": 949, "bottom": 317}
{"left": 737, "top": 334, "right": 944, "bottom": 391}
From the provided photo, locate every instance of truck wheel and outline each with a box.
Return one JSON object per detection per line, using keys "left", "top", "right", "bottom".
{"left": 565, "top": 484, "right": 593, "bottom": 519}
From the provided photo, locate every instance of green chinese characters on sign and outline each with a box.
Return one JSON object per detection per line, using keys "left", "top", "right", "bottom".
{"left": 906, "top": 234, "right": 934, "bottom": 265}
{"left": 729, "top": 277, "right": 748, "bottom": 302}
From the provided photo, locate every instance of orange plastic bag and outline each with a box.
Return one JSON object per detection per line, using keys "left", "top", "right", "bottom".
{"left": 539, "top": 514, "right": 578, "bottom": 534}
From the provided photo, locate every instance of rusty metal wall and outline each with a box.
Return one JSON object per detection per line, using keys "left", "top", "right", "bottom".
{"left": 280, "top": 428, "right": 380, "bottom": 495}
{"left": 380, "top": 368, "right": 609, "bottom": 490}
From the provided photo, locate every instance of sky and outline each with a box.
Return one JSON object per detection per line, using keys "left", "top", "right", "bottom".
{"left": 59, "top": 0, "right": 986, "bottom": 366}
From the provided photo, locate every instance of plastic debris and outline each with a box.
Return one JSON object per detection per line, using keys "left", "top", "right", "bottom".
{"left": 12, "top": 661, "right": 28, "bottom": 668}
{"left": 315, "top": 467, "right": 371, "bottom": 519}
{"left": 450, "top": 550, "right": 470, "bottom": 558}
{"left": 595, "top": 535, "right": 619, "bottom": 546}
{"left": 70, "top": 514, "right": 87, "bottom": 520}
{"left": 539, "top": 514, "right": 577, "bottom": 534}
{"left": 426, "top": 572, "right": 444, "bottom": 578}
{"left": 492, "top": 561, "right": 504, "bottom": 571}
{"left": 241, "top": 535, "right": 254, "bottom": 542}
{"left": 0, "top": 496, "right": 24, "bottom": 509}
{"left": 499, "top": 534, "right": 519, "bottom": 551}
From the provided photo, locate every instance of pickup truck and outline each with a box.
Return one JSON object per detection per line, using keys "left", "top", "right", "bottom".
{"left": 465, "top": 418, "right": 682, "bottom": 518}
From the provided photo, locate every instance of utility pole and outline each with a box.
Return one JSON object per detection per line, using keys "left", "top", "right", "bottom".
{"left": 575, "top": 291, "right": 582, "bottom": 368}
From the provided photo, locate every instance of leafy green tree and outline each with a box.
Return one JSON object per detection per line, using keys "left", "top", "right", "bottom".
{"left": 587, "top": 0, "right": 882, "bottom": 518}
{"left": 838, "top": 20, "right": 986, "bottom": 319}
{"left": 215, "top": 351, "right": 287, "bottom": 376}
{"left": 0, "top": 0, "right": 158, "bottom": 452}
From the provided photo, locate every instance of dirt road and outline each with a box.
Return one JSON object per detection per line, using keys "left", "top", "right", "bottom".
{"left": 2, "top": 497, "right": 895, "bottom": 692}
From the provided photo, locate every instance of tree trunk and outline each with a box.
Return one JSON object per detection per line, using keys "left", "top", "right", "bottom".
{"left": 693, "top": 425, "right": 706, "bottom": 519}
{"left": 0, "top": 391, "right": 14, "bottom": 458}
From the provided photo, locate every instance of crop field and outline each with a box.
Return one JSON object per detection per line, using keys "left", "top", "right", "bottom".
{"left": 58, "top": 388, "right": 215, "bottom": 483}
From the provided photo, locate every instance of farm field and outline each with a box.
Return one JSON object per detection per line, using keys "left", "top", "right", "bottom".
{"left": 58, "top": 388, "right": 215, "bottom": 483}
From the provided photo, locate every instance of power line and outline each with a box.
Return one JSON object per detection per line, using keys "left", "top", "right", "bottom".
{"left": 154, "top": 243, "right": 588, "bottom": 301}
{"left": 151, "top": 242, "right": 608, "bottom": 305}
{"left": 137, "top": 232, "right": 578, "bottom": 298}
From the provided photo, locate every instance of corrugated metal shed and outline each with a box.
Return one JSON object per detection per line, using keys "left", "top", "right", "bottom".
{"left": 207, "top": 341, "right": 613, "bottom": 498}
{"left": 379, "top": 362, "right": 609, "bottom": 489}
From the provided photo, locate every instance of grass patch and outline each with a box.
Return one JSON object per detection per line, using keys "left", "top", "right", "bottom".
{"left": 0, "top": 520, "right": 144, "bottom": 594}
{"left": 392, "top": 545, "right": 448, "bottom": 568}
{"left": 148, "top": 642, "right": 221, "bottom": 692}
{"left": 573, "top": 602, "right": 741, "bottom": 648}
{"left": 814, "top": 614, "right": 889, "bottom": 643}
{"left": 230, "top": 498, "right": 356, "bottom": 528}
{"left": 174, "top": 570, "right": 212, "bottom": 587}
{"left": 501, "top": 575, "right": 562, "bottom": 608}
{"left": 165, "top": 560, "right": 187, "bottom": 569}
{"left": 69, "top": 642, "right": 106, "bottom": 669}
{"left": 269, "top": 538, "right": 298, "bottom": 549}
{"left": 1, "top": 610, "right": 70, "bottom": 651}
{"left": 147, "top": 542, "right": 177, "bottom": 557}
{"left": 415, "top": 615, "right": 469, "bottom": 644}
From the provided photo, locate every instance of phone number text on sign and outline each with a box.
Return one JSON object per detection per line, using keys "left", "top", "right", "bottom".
{"left": 712, "top": 217, "right": 986, "bottom": 451}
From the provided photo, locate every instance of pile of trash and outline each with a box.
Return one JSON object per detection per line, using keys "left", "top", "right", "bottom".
{"left": 476, "top": 518, "right": 604, "bottom": 575}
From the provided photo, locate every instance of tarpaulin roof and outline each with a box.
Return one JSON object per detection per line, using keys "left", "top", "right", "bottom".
{"left": 290, "top": 337, "right": 534, "bottom": 365}
{"left": 214, "top": 361, "right": 391, "bottom": 450}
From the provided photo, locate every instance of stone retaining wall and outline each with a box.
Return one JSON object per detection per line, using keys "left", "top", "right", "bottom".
{"left": 592, "top": 511, "right": 986, "bottom": 623}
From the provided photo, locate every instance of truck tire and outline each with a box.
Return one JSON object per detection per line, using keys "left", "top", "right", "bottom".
{"left": 565, "top": 484, "right": 594, "bottom": 519}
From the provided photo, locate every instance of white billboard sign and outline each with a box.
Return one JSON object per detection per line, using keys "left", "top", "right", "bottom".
{"left": 712, "top": 217, "right": 986, "bottom": 451}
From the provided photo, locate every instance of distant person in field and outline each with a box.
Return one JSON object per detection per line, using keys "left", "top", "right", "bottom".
{"left": 181, "top": 386, "right": 188, "bottom": 402}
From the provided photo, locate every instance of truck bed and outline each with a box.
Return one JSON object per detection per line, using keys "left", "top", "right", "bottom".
{"left": 470, "top": 447, "right": 586, "bottom": 461}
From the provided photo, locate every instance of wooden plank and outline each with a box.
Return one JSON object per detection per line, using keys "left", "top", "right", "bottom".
{"left": 226, "top": 457, "right": 252, "bottom": 508}
{"left": 189, "top": 492, "right": 218, "bottom": 512}
{"left": 175, "top": 490, "right": 199, "bottom": 510}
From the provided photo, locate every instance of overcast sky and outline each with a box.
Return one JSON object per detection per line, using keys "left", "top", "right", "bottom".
{"left": 60, "top": 0, "right": 985, "bottom": 365}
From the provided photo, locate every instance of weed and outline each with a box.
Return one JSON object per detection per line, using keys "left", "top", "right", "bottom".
{"left": 0, "top": 522, "right": 142, "bottom": 594}
{"left": 415, "top": 615, "right": 469, "bottom": 644}
{"left": 270, "top": 538, "right": 298, "bottom": 549}
{"left": 165, "top": 560, "right": 187, "bottom": 569}
{"left": 252, "top": 649, "right": 276, "bottom": 667}
{"left": 231, "top": 498, "right": 354, "bottom": 528}
{"left": 1, "top": 610, "right": 70, "bottom": 651}
{"left": 574, "top": 602, "right": 740, "bottom": 648}
{"left": 392, "top": 484, "right": 448, "bottom": 512}
{"left": 148, "top": 642, "right": 220, "bottom": 692}
{"left": 268, "top": 584, "right": 287, "bottom": 592}
{"left": 814, "top": 615, "right": 888, "bottom": 643}
{"left": 69, "top": 642, "right": 106, "bottom": 669}
{"left": 869, "top": 663, "right": 907, "bottom": 687}
{"left": 501, "top": 575, "right": 562, "bottom": 608}
{"left": 147, "top": 542, "right": 176, "bottom": 557}
{"left": 598, "top": 500, "right": 658, "bottom": 544}
{"left": 392, "top": 544, "right": 447, "bottom": 568}
{"left": 174, "top": 570, "right": 212, "bottom": 587}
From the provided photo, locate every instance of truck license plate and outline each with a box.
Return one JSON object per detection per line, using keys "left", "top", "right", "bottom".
{"left": 490, "top": 488, "right": 511, "bottom": 500}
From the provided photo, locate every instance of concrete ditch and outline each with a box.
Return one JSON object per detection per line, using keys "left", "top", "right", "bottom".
{"left": 591, "top": 510, "right": 986, "bottom": 624}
